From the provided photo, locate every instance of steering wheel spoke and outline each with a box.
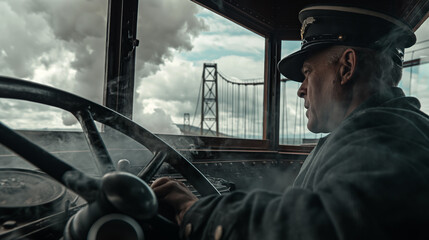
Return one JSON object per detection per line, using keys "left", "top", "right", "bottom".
{"left": 0, "top": 121, "right": 100, "bottom": 202}
{"left": 75, "top": 109, "right": 115, "bottom": 174}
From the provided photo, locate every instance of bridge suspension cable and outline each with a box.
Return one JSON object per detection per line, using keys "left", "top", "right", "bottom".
{"left": 195, "top": 63, "right": 322, "bottom": 143}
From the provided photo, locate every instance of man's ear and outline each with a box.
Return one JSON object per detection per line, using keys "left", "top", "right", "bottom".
{"left": 339, "top": 48, "right": 356, "bottom": 85}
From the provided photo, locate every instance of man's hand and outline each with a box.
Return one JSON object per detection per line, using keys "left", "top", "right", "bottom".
{"left": 151, "top": 177, "right": 198, "bottom": 225}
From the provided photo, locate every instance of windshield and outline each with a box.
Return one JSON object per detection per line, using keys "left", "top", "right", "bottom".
{"left": 0, "top": 0, "right": 267, "bottom": 140}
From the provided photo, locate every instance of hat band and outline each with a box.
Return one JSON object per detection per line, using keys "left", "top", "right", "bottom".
{"left": 302, "top": 35, "right": 404, "bottom": 67}
{"left": 300, "top": 6, "right": 412, "bottom": 32}
{"left": 302, "top": 34, "right": 346, "bottom": 47}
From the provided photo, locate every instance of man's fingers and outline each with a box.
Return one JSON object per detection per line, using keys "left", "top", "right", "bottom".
{"left": 152, "top": 178, "right": 197, "bottom": 202}
{"left": 151, "top": 177, "right": 171, "bottom": 188}
{"left": 152, "top": 178, "right": 186, "bottom": 198}
{"left": 152, "top": 181, "right": 173, "bottom": 198}
{"left": 151, "top": 177, "right": 198, "bottom": 225}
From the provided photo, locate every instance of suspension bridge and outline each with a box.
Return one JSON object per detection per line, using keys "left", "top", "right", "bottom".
{"left": 181, "top": 63, "right": 321, "bottom": 144}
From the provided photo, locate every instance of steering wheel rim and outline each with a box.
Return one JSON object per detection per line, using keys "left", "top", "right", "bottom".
{"left": 0, "top": 76, "right": 220, "bottom": 239}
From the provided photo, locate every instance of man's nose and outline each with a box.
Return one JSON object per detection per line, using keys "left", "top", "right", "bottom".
{"left": 297, "top": 82, "right": 306, "bottom": 98}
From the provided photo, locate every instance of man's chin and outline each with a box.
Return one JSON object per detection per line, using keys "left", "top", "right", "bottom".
{"left": 307, "top": 121, "right": 323, "bottom": 134}
{"left": 307, "top": 122, "right": 318, "bottom": 133}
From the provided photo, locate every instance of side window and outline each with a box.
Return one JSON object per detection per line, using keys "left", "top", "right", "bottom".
{"left": 280, "top": 41, "right": 325, "bottom": 145}
{"left": 400, "top": 20, "right": 429, "bottom": 113}
{"left": 280, "top": 20, "right": 429, "bottom": 145}
{"left": 133, "top": 1, "right": 265, "bottom": 139}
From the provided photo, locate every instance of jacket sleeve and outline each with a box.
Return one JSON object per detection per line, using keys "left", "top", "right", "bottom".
{"left": 179, "top": 129, "right": 429, "bottom": 240}
{"left": 180, "top": 188, "right": 338, "bottom": 240}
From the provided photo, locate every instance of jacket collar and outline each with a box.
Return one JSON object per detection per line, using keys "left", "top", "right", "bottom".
{"left": 346, "top": 87, "right": 420, "bottom": 120}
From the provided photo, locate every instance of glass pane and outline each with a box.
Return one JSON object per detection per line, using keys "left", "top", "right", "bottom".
{"left": 0, "top": 0, "right": 108, "bottom": 129}
{"left": 0, "top": 99, "right": 79, "bottom": 130}
{"left": 280, "top": 19, "right": 429, "bottom": 145}
{"left": 400, "top": 19, "right": 429, "bottom": 114}
{"left": 0, "top": 99, "right": 154, "bottom": 177}
{"left": 134, "top": 1, "right": 265, "bottom": 139}
{"left": 98, "top": 125, "right": 154, "bottom": 176}
{"left": 280, "top": 41, "right": 324, "bottom": 145}
{"left": 0, "top": 99, "right": 94, "bottom": 174}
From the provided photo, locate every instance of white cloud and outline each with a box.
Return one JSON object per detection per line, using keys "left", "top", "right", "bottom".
{"left": 136, "top": 57, "right": 201, "bottom": 102}
{"left": 0, "top": 99, "right": 78, "bottom": 130}
{"left": 215, "top": 55, "right": 264, "bottom": 79}
{"left": 134, "top": 107, "right": 182, "bottom": 135}
{"left": 135, "top": 0, "right": 207, "bottom": 78}
{"left": 0, "top": 1, "right": 64, "bottom": 81}
{"left": 134, "top": 57, "right": 201, "bottom": 132}
{"left": 191, "top": 34, "right": 264, "bottom": 55}
{"left": 0, "top": 0, "right": 207, "bottom": 132}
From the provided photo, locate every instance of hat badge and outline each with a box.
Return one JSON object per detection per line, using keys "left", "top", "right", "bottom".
{"left": 300, "top": 17, "right": 316, "bottom": 40}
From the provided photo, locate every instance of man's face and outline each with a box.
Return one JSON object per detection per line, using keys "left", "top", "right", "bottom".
{"left": 297, "top": 49, "right": 344, "bottom": 133}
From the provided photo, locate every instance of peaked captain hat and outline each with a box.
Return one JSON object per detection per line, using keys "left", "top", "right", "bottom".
{"left": 278, "top": 5, "right": 416, "bottom": 82}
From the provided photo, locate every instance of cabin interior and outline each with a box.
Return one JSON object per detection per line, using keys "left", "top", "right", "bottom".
{"left": 0, "top": 0, "right": 428, "bottom": 239}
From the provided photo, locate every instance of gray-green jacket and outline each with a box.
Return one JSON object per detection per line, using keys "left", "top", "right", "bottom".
{"left": 181, "top": 87, "right": 429, "bottom": 240}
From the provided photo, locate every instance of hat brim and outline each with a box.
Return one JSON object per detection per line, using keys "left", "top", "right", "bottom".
{"left": 278, "top": 42, "right": 337, "bottom": 82}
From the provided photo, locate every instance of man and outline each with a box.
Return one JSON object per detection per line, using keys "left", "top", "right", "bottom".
{"left": 152, "top": 5, "right": 429, "bottom": 239}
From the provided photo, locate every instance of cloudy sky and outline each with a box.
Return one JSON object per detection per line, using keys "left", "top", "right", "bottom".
{"left": 0, "top": 0, "right": 428, "bottom": 143}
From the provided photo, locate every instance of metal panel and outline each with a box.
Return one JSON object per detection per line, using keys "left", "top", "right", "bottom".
{"left": 263, "top": 36, "right": 282, "bottom": 149}
{"left": 103, "top": 0, "right": 139, "bottom": 119}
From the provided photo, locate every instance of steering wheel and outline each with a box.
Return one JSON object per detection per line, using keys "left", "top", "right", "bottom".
{"left": 0, "top": 76, "right": 220, "bottom": 240}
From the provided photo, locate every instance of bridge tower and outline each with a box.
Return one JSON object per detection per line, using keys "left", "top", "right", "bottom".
{"left": 183, "top": 113, "right": 190, "bottom": 134}
{"left": 201, "top": 63, "right": 219, "bottom": 136}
